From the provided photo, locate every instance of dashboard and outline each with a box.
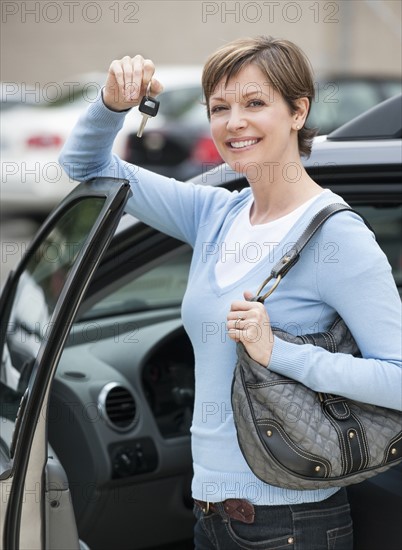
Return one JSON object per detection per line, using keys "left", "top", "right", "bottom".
{"left": 48, "top": 311, "right": 195, "bottom": 547}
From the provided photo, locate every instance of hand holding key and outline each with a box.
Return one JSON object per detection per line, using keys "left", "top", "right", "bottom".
{"left": 103, "top": 54, "right": 163, "bottom": 113}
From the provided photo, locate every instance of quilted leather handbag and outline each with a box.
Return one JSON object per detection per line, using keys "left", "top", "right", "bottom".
{"left": 232, "top": 203, "right": 402, "bottom": 489}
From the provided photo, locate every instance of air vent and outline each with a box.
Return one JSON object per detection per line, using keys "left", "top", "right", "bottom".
{"left": 98, "top": 383, "right": 137, "bottom": 432}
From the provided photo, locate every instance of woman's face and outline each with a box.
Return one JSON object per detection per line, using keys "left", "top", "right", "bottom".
{"left": 208, "top": 63, "right": 299, "bottom": 175}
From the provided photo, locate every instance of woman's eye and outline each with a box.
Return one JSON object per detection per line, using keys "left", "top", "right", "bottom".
{"left": 210, "top": 105, "right": 227, "bottom": 114}
{"left": 248, "top": 100, "right": 265, "bottom": 108}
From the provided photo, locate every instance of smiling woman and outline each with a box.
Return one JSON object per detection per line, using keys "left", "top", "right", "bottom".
{"left": 203, "top": 37, "right": 323, "bottom": 227}
{"left": 208, "top": 64, "right": 311, "bottom": 202}
{"left": 202, "top": 36, "right": 318, "bottom": 158}
{"left": 57, "top": 36, "right": 401, "bottom": 550}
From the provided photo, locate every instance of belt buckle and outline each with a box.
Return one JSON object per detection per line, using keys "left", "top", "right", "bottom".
{"left": 195, "top": 500, "right": 210, "bottom": 515}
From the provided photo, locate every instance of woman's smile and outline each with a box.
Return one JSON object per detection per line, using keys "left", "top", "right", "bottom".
{"left": 226, "top": 137, "right": 262, "bottom": 150}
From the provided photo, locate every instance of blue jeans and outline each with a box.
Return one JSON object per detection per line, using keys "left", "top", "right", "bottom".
{"left": 193, "top": 488, "right": 353, "bottom": 549}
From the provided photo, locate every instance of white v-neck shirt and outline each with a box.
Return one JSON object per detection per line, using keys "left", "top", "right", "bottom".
{"left": 215, "top": 191, "right": 329, "bottom": 288}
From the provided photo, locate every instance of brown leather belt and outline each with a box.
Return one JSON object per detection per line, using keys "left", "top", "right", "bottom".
{"left": 194, "top": 498, "right": 255, "bottom": 524}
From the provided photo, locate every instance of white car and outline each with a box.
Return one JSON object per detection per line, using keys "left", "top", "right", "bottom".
{"left": 0, "top": 67, "right": 202, "bottom": 217}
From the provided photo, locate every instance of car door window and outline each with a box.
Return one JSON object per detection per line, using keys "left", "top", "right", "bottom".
{"left": 0, "top": 197, "right": 105, "bottom": 459}
{"left": 84, "top": 246, "right": 192, "bottom": 318}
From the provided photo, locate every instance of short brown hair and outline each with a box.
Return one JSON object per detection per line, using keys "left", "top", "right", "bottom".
{"left": 202, "top": 36, "right": 317, "bottom": 158}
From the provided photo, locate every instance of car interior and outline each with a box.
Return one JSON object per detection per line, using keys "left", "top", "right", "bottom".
{"left": 1, "top": 181, "right": 401, "bottom": 549}
{"left": 53, "top": 196, "right": 402, "bottom": 548}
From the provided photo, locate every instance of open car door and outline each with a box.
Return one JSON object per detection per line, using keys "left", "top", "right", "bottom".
{"left": 0, "top": 177, "right": 131, "bottom": 550}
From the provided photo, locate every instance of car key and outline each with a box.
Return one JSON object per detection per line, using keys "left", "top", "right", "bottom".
{"left": 137, "top": 83, "right": 160, "bottom": 138}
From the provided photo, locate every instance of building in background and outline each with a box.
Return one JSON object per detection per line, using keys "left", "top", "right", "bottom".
{"left": 1, "top": 0, "right": 401, "bottom": 85}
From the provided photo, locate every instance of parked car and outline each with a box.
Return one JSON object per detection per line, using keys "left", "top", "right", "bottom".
{"left": 124, "top": 75, "right": 402, "bottom": 180}
{"left": 0, "top": 67, "right": 202, "bottom": 217}
{"left": 308, "top": 75, "right": 401, "bottom": 134}
{"left": 0, "top": 82, "right": 43, "bottom": 111}
{"left": 0, "top": 95, "right": 401, "bottom": 550}
{"left": 0, "top": 74, "right": 105, "bottom": 218}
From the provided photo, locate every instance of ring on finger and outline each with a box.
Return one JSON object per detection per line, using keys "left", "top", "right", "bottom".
{"left": 235, "top": 317, "right": 243, "bottom": 329}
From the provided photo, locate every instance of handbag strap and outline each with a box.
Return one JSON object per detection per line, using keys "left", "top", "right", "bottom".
{"left": 254, "top": 203, "right": 354, "bottom": 302}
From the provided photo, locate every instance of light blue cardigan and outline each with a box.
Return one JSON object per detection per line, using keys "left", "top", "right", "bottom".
{"left": 59, "top": 95, "right": 402, "bottom": 505}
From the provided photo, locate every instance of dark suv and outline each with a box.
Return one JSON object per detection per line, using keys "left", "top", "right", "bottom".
{"left": 123, "top": 75, "right": 401, "bottom": 180}
{"left": 0, "top": 95, "right": 401, "bottom": 550}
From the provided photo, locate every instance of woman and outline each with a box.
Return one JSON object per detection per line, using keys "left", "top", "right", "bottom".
{"left": 59, "top": 36, "right": 401, "bottom": 549}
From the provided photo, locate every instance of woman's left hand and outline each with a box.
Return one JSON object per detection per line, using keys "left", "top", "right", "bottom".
{"left": 227, "top": 290, "right": 274, "bottom": 367}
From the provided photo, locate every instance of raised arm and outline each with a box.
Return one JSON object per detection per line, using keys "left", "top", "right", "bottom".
{"left": 59, "top": 55, "right": 231, "bottom": 245}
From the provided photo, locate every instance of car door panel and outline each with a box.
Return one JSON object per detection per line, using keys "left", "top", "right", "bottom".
{"left": 0, "top": 177, "right": 131, "bottom": 550}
